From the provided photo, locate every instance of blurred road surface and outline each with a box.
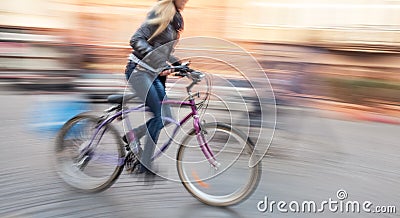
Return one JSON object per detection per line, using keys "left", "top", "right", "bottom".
{"left": 0, "top": 93, "right": 399, "bottom": 218}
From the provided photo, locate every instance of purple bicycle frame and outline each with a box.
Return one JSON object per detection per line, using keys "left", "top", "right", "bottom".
{"left": 88, "top": 98, "right": 218, "bottom": 167}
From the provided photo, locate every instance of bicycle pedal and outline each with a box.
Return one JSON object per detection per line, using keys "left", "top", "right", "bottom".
{"left": 126, "top": 161, "right": 140, "bottom": 174}
{"left": 125, "top": 152, "right": 141, "bottom": 174}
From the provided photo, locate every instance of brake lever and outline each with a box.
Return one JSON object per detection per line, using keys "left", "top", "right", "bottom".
{"left": 181, "top": 61, "right": 191, "bottom": 67}
{"left": 173, "top": 72, "right": 187, "bottom": 77}
{"left": 164, "top": 63, "right": 192, "bottom": 76}
{"left": 190, "top": 71, "right": 205, "bottom": 80}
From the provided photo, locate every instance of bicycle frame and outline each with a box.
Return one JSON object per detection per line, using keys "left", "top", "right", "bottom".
{"left": 87, "top": 97, "right": 219, "bottom": 168}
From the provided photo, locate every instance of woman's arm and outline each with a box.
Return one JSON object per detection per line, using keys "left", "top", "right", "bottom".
{"left": 130, "top": 13, "right": 169, "bottom": 71}
{"left": 169, "top": 54, "right": 181, "bottom": 66}
{"left": 129, "top": 22, "right": 156, "bottom": 59}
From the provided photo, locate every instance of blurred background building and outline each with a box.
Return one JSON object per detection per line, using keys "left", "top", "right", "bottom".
{"left": 1, "top": 0, "right": 399, "bottom": 114}
{"left": 4, "top": 0, "right": 399, "bottom": 45}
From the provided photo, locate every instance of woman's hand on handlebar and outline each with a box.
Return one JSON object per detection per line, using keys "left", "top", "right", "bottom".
{"left": 160, "top": 62, "right": 192, "bottom": 77}
{"left": 160, "top": 68, "right": 173, "bottom": 76}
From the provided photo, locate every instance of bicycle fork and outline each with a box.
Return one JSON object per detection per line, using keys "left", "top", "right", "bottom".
{"left": 194, "top": 117, "right": 221, "bottom": 170}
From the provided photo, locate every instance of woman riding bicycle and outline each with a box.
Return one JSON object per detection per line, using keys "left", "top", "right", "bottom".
{"left": 125, "top": 0, "right": 188, "bottom": 174}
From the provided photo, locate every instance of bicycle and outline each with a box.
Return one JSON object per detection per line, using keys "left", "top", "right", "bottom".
{"left": 54, "top": 62, "right": 261, "bottom": 206}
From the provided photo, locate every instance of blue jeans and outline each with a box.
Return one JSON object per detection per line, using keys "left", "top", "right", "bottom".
{"left": 127, "top": 70, "right": 171, "bottom": 170}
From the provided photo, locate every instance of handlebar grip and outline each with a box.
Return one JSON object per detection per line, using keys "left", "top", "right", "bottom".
{"left": 163, "top": 66, "right": 180, "bottom": 72}
{"left": 173, "top": 72, "right": 187, "bottom": 77}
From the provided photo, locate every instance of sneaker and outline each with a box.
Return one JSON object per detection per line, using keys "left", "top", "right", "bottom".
{"left": 122, "top": 133, "right": 141, "bottom": 152}
{"left": 135, "top": 163, "right": 155, "bottom": 175}
{"left": 125, "top": 151, "right": 138, "bottom": 173}
{"left": 125, "top": 146, "right": 143, "bottom": 174}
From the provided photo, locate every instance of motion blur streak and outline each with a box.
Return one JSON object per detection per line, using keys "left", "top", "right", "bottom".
{"left": 0, "top": 0, "right": 399, "bottom": 217}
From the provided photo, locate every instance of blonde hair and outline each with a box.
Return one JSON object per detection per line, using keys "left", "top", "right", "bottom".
{"left": 147, "top": 0, "right": 177, "bottom": 41}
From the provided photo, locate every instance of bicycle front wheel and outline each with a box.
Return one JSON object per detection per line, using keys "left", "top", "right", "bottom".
{"left": 55, "top": 113, "right": 125, "bottom": 192}
{"left": 177, "top": 122, "right": 261, "bottom": 206}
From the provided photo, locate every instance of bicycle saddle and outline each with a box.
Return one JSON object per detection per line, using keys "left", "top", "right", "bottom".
{"left": 107, "top": 93, "right": 138, "bottom": 104}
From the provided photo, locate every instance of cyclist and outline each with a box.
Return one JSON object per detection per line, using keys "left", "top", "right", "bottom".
{"left": 124, "top": 0, "right": 188, "bottom": 175}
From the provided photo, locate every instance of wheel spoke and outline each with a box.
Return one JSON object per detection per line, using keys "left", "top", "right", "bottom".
{"left": 55, "top": 114, "right": 125, "bottom": 192}
{"left": 177, "top": 122, "right": 261, "bottom": 206}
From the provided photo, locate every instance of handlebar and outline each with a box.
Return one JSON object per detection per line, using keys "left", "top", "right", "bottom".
{"left": 163, "top": 63, "right": 206, "bottom": 95}
{"left": 129, "top": 54, "right": 205, "bottom": 85}
{"left": 164, "top": 64, "right": 205, "bottom": 83}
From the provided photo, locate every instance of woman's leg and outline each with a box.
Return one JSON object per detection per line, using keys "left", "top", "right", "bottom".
{"left": 152, "top": 74, "right": 173, "bottom": 125}
{"left": 129, "top": 72, "right": 170, "bottom": 172}
{"left": 127, "top": 73, "right": 172, "bottom": 141}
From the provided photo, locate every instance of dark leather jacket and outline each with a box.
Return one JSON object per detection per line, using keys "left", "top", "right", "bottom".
{"left": 130, "top": 11, "right": 182, "bottom": 73}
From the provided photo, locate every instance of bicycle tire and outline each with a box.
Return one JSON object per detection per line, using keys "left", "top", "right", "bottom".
{"left": 176, "top": 122, "right": 261, "bottom": 206}
{"left": 54, "top": 113, "right": 125, "bottom": 192}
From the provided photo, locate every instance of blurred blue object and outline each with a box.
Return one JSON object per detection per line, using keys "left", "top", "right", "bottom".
{"left": 28, "top": 95, "right": 89, "bottom": 136}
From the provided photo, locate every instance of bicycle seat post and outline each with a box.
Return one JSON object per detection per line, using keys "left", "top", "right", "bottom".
{"left": 122, "top": 106, "right": 134, "bottom": 135}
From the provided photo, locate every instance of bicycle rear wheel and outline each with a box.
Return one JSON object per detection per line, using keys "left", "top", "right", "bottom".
{"left": 177, "top": 122, "right": 261, "bottom": 206}
{"left": 55, "top": 113, "right": 125, "bottom": 192}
